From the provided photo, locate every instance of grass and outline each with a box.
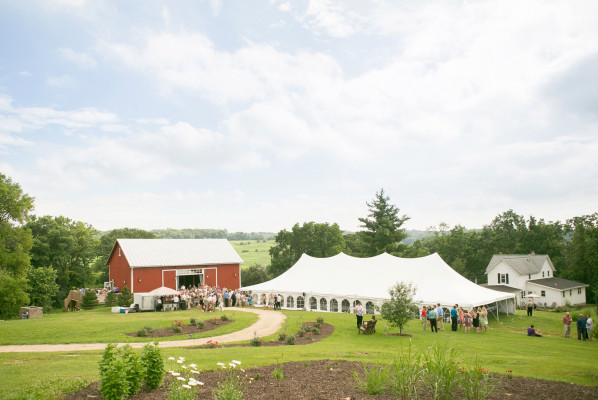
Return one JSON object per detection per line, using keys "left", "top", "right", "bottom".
{"left": 0, "top": 308, "right": 596, "bottom": 399}
{"left": 0, "top": 307, "right": 257, "bottom": 345}
{"left": 229, "top": 239, "right": 274, "bottom": 267}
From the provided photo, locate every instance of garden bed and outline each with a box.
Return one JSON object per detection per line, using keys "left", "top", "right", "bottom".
{"left": 126, "top": 318, "right": 233, "bottom": 338}
{"left": 66, "top": 359, "right": 596, "bottom": 399}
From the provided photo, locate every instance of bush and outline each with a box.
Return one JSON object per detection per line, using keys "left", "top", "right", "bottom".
{"left": 220, "top": 314, "right": 229, "bottom": 321}
{"left": 250, "top": 336, "right": 263, "bottom": 347}
{"left": 81, "top": 290, "right": 99, "bottom": 309}
{"left": 316, "top": 317, "right": 324, "bottom": 324}
{"left": 142, "top": 341, "right": 164, "bottom": 390}
{"left": 118, "top": 286, "right": 133, "bottom": 307}
{"left": 104, "top": 291, "right": 118, "bottom": 307}
{"left": 285, "top": 336, "right": 295, "bottom": 345}
{"left": 313, "top": 322, "right": 321, "bottom": 328}
{"left": 136, "top": 329, "right": 147, "bottom": 337}
{"left": 98, "top": 344, "right": 129, "bottom": 400}
{"left": 171, "top": 320, "right": 184, "bottom": 333}
{"left": 278, "top": 332, "right": 287, "bottom": 342}
{"left": 312, "top": 328, "right": 320, "bottom": 335}
{"left": 196, "top": 320, "right": 205, "bottom": 329}
{"left": 121, "top": 345, "right": 145, "bottom": 396}
{"left": 190, "top": 318, "right": 197, "bottom": 326}
{"left": 297, "top": 329, "right": 305, "bottom": 337}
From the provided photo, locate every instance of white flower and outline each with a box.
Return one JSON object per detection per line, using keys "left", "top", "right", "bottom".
{"left": 189, "top": 363, "right": 197, "bottom": 368}
{"left": 177, "top": 360, "right": 183, "bottom": 364}
{"left": 178, "top": 357, "right": 185, "bottom": 361}
{"left": 232, "top": 360, "right": 242, "bottom": 365}
{"left": 188, "top": 381, "right": 197, "bottom": 386}
{"left": 181, "top": 365, "right": 187, "bottom": 369}
{"left": 177, "top": 377, "right": 186, "bottom": 381}
{"left": 217, "top": 362, "right": 225, "bottom": 367}
{"left": 168, "top": 357, "right": 175, "bottom": 361}
{"left": 229, "top": 363, "right": 236, "bottom": 368}
{"left": 183, "top": 384, "right": 191, "bottom": 389}
{"left": 171, "top": 372, "right": 180, "bottom": 377}
{"left": 191, "top": 370, "right": 199, "bottom": 374}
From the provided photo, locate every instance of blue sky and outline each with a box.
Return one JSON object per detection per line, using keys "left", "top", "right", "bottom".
{"left": 1, "top": 0, "right": 597, "bottom": 233}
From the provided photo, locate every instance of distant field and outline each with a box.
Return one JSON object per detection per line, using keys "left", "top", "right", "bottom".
{"left": 230, "top": 239, "right": 274, "bottom": 267}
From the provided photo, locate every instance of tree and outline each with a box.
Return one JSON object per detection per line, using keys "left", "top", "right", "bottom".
{"left": 105, "top": 291, "right": 118, "bottom": 307}
{"left": 241, "top": 264, "right": 269, "bottom": 286}
{"left": 268, "top": 222, "right": 345, "bottom": 277}
{"left": 358, "top": 189, "right": 410, "bottom": 256}
{"left": 561, "top": 214, "right": 598, "bottom": 303}
{"left": 0, "top": 173, "right": 34, "bottom": 318}
{"left": 379, "top": 282, "right": 417, "bottom": 335}
{"left": 27, "top": 266, "right": 59, "bottom": 310}
{"left": 81, "top": 290, "right": 99, "bottom": 309}
{"left": 118, "top": 286, "right": 133, "bottom": 307}
{"left": 26, "top": 215, "right": 98, "bottom": 304}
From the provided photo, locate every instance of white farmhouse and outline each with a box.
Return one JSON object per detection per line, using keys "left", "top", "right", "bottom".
{"left": 483, "top": 254, "right": 588, "bottom": 307}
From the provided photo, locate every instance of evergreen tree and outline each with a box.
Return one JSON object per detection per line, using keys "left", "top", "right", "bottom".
{"left": 81, "top": 290, "right": 99, "bottom": 309}
{"left": 118, "top": 286, "right": 133, "bottom": 307}
{"left": 104, "top": 291, "right": 118, "bottom": 307}
{"left": 358, "top": 189, "right": 410, "bottom": 256}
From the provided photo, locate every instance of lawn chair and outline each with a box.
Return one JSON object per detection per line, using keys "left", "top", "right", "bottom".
{"left": 358, "top": 319, "right": 377, "bottom": 335}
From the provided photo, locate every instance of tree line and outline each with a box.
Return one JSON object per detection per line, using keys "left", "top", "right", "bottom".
{"left": 244, "top": 190, "right": 598, "bottom": 305}
{"left": 1, "top": 173, "right": 596, "bottom": 319}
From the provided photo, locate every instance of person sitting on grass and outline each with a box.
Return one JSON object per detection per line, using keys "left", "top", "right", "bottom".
{"left": 527, "top": 324, "right": 542, "bottom": 337}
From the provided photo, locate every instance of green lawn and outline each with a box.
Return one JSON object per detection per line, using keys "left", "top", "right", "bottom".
{"left": 229, "top": 239, "right": 274, "bottom": 267}
{"left": 0, "top": 308, "right": 596, "bottom": 400}
{"left": 0, "top": 307, "right": 257, "bottom": 345}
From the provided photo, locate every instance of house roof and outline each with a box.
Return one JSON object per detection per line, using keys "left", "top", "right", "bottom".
{"left": 242, "top": 252, "right": 515, "bottom": 308}
{"left": 479, "top": 284, "right": 522, "bottom": 294}
{"left": 527, "top": 277, "right": 589, "bottom": 291}
{"left": 485, "top": 254, "right": 554, "bottom": 275}
{"left": 108, "top": 239, "right": 243, "bottom": 267}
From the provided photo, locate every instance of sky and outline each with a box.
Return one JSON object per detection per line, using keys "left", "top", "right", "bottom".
{"left": 1, "top": 0, "right": 597, "bottom": 234}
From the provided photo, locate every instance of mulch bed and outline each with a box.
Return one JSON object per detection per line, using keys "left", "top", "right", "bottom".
{"left": 125, "top": 319, "right": 233, "bottom": 338}
{"left": 66, "top": 359, "right": 596, "bottom": 400}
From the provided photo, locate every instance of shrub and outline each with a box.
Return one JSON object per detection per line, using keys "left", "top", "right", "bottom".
{"left": 278, "top": 332, "right": 287, "bottom": 341}
{"left": 171, "top": 320, "right": 184, "bottom": 333}
{"left": 313, "top": 322, "right": 321, "bottom": 328}
{"left": 118, "top": 286, "right": 133, "bottom": 307}
{"left": 81, "top": 290, "right": 99, "bottom": 309}
{"left": 196, "top": 320, "right": 205, "bottom": 329}
{"left": 190, "top": 318, "right": 197, "bottom": 326}
{"left": 316, "top": 317, "right": 324, "bottom": 324}
{"left": 120, "top": 345, "right": 145, "bottom": 396}
{"left": 285, "top": 336, "right": 295, "bottom": 345}
{"left": 104, "top": 291, "right": 118, "bottom": 307}
{"left": 203, "top": 340, "right": 218, "bottom": 349}
{"left": 98, "top": 344, "right": 129, "bottom": 400}
{"left": 142, "top": 341, "right": 164, "bottom": 390}
{"left": 143, "top": 326, "right": 153, "bottom": 334}
{"left": 304, "top": 325, "right": 312, "bottom": 333}
{"left": 297, "top": 329, "right": 305, "bottom": 337}
{"left": 220, "top": 314, "right": 229, "bottom": 321}
{"left": 312, "top": 328, "right": 320, "bottom": 335}
{"left": 136, "top": 329, "right": 147, "bottom": 337}
{"left": 352, "top": 362, "right": 389, "bottom": 395}
{"left": 250, "top": 336, "right": 263, "bottom": 347}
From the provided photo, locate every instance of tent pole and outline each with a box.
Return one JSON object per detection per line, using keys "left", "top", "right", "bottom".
{"left": 496, "top": 301, "right": 499, "bottom": 321}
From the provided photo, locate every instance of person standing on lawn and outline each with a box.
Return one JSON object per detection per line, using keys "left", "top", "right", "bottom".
{"left": 354, "top": 301, "right": 364, "bottom": 329}
{"left": 586, "top": 314, "right": 593, "bottom": 341}
{"left": 451, "top": 304, "right": 458, "bottom": 331}
{"left": 421, "top": 306, "right": 427, "bottom": 331}
{"left": 577, "top": 314, "right": 587, "bottom": 341}
{"left": 427, "top": 306, "right": 438, "bottom": 333}
{"left": 563, "top": 312, "right": 572, "bottom": 338}
{"left": 527, "top": 299, "right": 534, "bottom": 317}
{"left": 436, "top": 303, "right": 445, "bottom": 331}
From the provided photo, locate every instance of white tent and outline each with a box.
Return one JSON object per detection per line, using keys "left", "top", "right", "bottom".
{"left": 241, "top": 252, "right": 515, "bottom": 314}
{"left": 148, "top": 286, "right": 180, "bottom": 296}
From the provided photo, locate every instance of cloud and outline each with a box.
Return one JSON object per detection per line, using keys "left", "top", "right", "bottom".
{"left": 59, "top": 48, "right": 97, "bottom": 69}
{"left": 46, "top": 75, "right": 75, "bottom": 87}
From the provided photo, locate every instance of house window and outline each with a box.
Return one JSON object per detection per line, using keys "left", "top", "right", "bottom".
{"left": 529, "top": 274, "right": 531, "bottom": 279}
{"left": 578, "top": 288, "right": 582, "bottom": 294}
{"left": 570, "top": 290, "right": 572, "bottom": 296}
{"left": 547, "top": 271, "right": 550, "bottom": 277}
{"left": 498, "top": 273, "right": 509, "bottom": 284}
{"left": 542, "top": 271, "right": 545, "bottom": 277}
{"left": 541, "top": 291, "right": 546, "bottom": 297}
{"left": 562, "top": 292, "right": 566, "bottom": 298}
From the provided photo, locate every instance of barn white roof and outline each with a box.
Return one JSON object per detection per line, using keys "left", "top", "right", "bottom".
{"left": 114, "top": 239, "right": 243, "bottom": 267}
{"left": 242, "top": 252, "right": 514, "bottom": 308}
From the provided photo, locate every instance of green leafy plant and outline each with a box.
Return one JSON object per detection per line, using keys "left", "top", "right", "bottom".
{"left": 212, "top": 365, "right": 247, "bottom": 400}
{"left": 278, "top": 332, "right": 287, "bottom": 341}
{"left": 250, "top": 336, "right": 263, "bottom": 347}
{"left": 142, "top": 341, "right": 165, "bottom": 390}
{"left": 196, "top": 320, "right": 205, "bottom": 329}
{"left": 272, "top": 365, "right": 284, "bottom": 380}
{"left": 316, "top": 317, "right": 324, "bottom": 324}
{"left": 98, "top": 344, "right": 129, "bottom": 400}
{"left": 388, "top": 341, "right": 422, "bottom": 400}
{"left": 120, "top": 344, "right": 145, "bottom": 396}
{"left": 81, "top": 290, "right": 99, "bottom": 309}
{"left": 421, "top": 343, "right": 460, "bottom": 400}
{"left": 118, "top": 286, "right": 133, "bottom": 307}
{"left": 136, "top": 329, "right": 148, "bottom": 337}
{"left": 171, "top": 320, "right": 184, "bottom": 333}
{"left": 297, "top": 329, "right": 305, "bottom": 337}
{"left": 312, "top": 327, "right": 320, "bottom": 335}
{"left": 285, "top": 335, "right": 295, "bottom": 345}
{"left": 460, "top": 357, "right": 498, "bottom": 400}
{"left": 202, "top": 340, "right": 218, "bottom": 349}
{"left": 104, "top": 291, "right": 118, "bottom": 307}
{"left": 190, "top": 318, "right": 197, "bottom": 326}
{"left": 220, "top": 314, "right": 229, "bottom": 321}
{"left": 352, "top": 362, "right": 389, "bottom": 395}
{"left": 167, "top": 379, "right": 199, "bottom": 400}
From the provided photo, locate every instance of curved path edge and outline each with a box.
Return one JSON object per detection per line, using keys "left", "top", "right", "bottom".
{"left": 0, "top": 307, "right": 286, "bottom": 353}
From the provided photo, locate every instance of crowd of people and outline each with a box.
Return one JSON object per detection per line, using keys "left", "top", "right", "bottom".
{"left": 153, "top": 285, "right": 253, "bottom": 312}
{"left": 420, "top": 304, "right": 489, "bottom": 333}
{"left": 563, "top": 312, "right": 593, "bottom": 341}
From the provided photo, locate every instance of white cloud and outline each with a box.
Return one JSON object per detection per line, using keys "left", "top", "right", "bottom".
{"left": 46, "top": 74, "right": 75, "bottom": 87}
{"left": 59, "top": 48, "right": 97, "bottom": 69}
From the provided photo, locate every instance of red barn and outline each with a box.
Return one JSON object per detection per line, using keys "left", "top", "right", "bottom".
{"left": 107, "top": 239, "right": 243, "bottom": 293}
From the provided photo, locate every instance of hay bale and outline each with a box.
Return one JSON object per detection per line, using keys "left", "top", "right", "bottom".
{"left": 20, "top": 306, "right": 43, "bottom": 319}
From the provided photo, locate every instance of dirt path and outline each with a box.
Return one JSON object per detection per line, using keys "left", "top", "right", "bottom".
{"left": 0, "top": 308, "right": 286, "bottom": 353}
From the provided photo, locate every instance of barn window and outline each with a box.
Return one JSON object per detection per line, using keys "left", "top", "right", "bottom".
{"left": 118, "top": 248, "right": 121, "bottom": 256}
{"left": 297, "top": 296, "right": 304, "bottom": 309}
{"left": 341, "top": 299, "right": 350, "bottom": 313}
{"left": 330, "top": 299, "right": 338, "bottom": 312}
{"left": 309, "top": 296, "right": 317, "bottom": 310}
{"left": 320, "top": 298, "right": 327, "bottom": 311}
{"left": 541, "top": 291, "right": 546, "bottom": 297}
{"left": 365, "top": 301, "right": 375, "bottom": 314}
{"left": 286, "top": 296, "right": 294, "bottom": 308}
